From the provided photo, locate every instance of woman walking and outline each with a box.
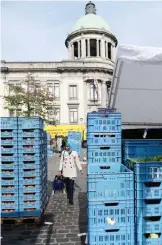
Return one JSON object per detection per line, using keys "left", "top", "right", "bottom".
{"left": 58, "top": 143, "right": 83, "bottom": 205}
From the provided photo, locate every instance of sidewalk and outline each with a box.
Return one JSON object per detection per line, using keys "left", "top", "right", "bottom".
{"left": 1, "top": 154, "right": 87, "bottom": 245}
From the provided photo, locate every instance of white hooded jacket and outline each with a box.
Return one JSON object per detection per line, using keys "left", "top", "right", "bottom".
{"left": 59, "top": 150, "right": 82, "bottom": 178}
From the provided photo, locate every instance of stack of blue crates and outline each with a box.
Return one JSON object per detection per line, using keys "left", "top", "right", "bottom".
{"left": 1, "top": 117, "right": 19, "bottom": 217}
{"left": 123, "top": 140, "right": 162, "bottom": 245}
{"left": 68, "top": 131, "right": 82, "bottom": 157}
{"left": 17, "top": 117, "right": 48, "bottom": 217}
{"left": 126, "top": 160, "right": 162, "bottom": 245}
{"left": 87, "top": 109, "right": 135, "bottom": 245}
{"left": 47, "top": 132, "right": 53, "bottom": 157}
{"left": 0, "top": 117, "right": 48, "bottom": 218}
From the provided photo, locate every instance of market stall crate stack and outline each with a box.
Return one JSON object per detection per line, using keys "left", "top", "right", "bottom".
{"left": 87, "top": 109, "right": 135, "bottom": 245}
{"left": 0, "top": 117, "right": 19, "bottom": 218}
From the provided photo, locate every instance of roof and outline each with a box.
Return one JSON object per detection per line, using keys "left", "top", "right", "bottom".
{"left": 109, "top": 45, "right": 162, "bottom": 129}
{"left": 72, "top": 13, "right": 111, "bottom": 33}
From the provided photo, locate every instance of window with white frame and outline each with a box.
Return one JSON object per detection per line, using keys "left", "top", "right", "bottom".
{"left": 89, "top": 83, "right": 98, "bottom": 101}
{"left": 69, "top": 108, "right": 78, "bottom": 123}
{"left": 47, "top": 82, "right": 60, "bottom": 99}
{"left": 54, "top": 83, "right": 60, "bottom": 99}
{"left": 69, "top": 85, "right": 77, "bottom": 99}
{"left": 47, "top": 83, "right": 53, "bottom": 98}
{"left": 55, "top": 108, "right": 60, "bottom": 123}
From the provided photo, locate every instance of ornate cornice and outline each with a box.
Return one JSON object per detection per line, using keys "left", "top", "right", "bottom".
{"left": 1, "top": 66, "right": 113, "bottom": 75}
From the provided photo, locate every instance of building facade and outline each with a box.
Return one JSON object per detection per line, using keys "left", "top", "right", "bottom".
{"left": 0, "top": 2, "right": 117, "bottom": 125}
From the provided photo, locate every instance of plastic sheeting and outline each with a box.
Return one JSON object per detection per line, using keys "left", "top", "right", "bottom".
{"left": 109, "top": 45, "right": 162, "bottom": 129}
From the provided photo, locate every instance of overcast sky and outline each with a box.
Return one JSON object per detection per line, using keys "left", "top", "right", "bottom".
{"left": 1, "top": 1, "right": 162, "bottom": 61}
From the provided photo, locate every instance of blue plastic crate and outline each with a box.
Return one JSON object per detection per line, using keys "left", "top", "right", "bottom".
{"left": 18, "top": 162, "right": 45, "bottom": 169}
{"left": 1, "top": 163, "right": 18, "bottom": 169}
{"left": 136, "top": 219, "right": 162, "bottom": 233}
{"left": 19, "top": 184, "right": 43, "bottom": 193}
{"left": 88, "top": 228, "right": 134, "bottom": 245}
{"left": 1, "top": 139, "right": 17, "bottom": 145}
{"left": 18, "top": 147, "right": 44, "bottom": 154}
{"left": 1, "top": 177, "right": 19, "bottom": 185}
{"left": 136, "top": 203, "right": 162, "bottom": 217}
{"left": 87, "top": 166, "right": 134, "bottom": 202}
{"left": 1, "top": 169, "right": 18, "bottom": 178}
{"left": 135, "top": 182, "right": 162, "bottom": 199}
{"left": 87, "top": 112, "right": 121, "bottom": 133}
{"left": 0, "top": 117, "right": 17, "bottom": 130}
{"left": 18, "top": 138, "right": 44, "bottom": 145}
{"left": 19, "top": 200, "right": 43, "bottom": 209}
{"left": 1, "top": 185, "right": 19, "bottom": 193}
{"left": 68, "top": 131, "right": 82, "bottom": 140}
{"left": 19, "top": 192, "right": 44, "bottom": 201}
{"left": 18, "top": 117, "right": 44, "bottom": 129}
{"left": 18, "top": 129, "right": 44, "bottom": 138}
{"left": 1, "top": 201, "right": 19, "bottom": 209}
{"left": 1, "top": 146, "right": 18, "bottom": 154}
{"left": 123, "top": 139, "right": 162, "bottom": 162}
{"left": 19, "top": 209, "right": 43, "bottom": 217}
{"left": 18, "top": 176, "right": 44, "bottom": 185}
{"left": 1, "top": 193, "right": 19, "bottom": 201}
{"left": 87, "top": 145, "right": 121, "bottom": 165}
{"left": 18, "top": 154, "right": 45, "bottom": 161}
{"left": 1, "top": 155, "right": 18, "bottom": 162}
{"left": 88, "top": 163, "right": 121, "bottom": 174}
{"left": 88, "top": 200, "right": 134, "bottom": 229}
{"left": 87, "top": 133, "right": 121, "bottom": 146}
{"left": 136, "top": 233, "right": 162, "bottom": 245}
{"left": 1, "top": 211, "right": 19, "bottom": 218}
{"left": 133, "top": 162, "right": 162, "bottom": 182}
{"left": 1, "top": 129, "right": 17, "bottom": 138}
{"left": 18, "top": 169, "right": 45, "bottom": 177}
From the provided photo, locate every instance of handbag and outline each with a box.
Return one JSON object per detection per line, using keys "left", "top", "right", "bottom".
{"left": 52, "top": 175, "right": 64, "bottom": 191}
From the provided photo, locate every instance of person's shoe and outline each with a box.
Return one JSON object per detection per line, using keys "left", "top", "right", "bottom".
{"left": 69, "top": 201, "right": 74, "bottom": 205}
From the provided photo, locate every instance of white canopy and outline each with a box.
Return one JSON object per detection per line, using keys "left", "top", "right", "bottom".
{"left": 109, "top": 45, "right": 162, "bottom": 129}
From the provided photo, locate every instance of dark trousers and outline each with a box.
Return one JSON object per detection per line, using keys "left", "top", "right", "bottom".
{"left": 65, "top": 178, "right": 74, "bottom": 202}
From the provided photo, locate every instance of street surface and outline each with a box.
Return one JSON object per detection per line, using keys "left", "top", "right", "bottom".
{"left": 1, "top": 151, "right": 87, "bottom": 245}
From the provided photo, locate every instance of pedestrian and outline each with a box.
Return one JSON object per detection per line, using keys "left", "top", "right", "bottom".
{"left": 58, "top": 143, "right": 83, "bottom": 205}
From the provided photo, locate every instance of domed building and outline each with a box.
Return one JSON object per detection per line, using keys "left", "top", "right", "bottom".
{"left": 0, "top": 1, "right": 118, "bottom": 125}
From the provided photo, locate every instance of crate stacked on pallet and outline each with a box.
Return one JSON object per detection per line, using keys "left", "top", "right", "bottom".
{"left": 68, "top": 131, "right": 82, "bottom": 157}
{"left": 126, "top": 159, "right": 162, "bottom": 245}
{"left": 17, "top": 117, "right": 48, "bottom": 217}
{"left": 87, "top": 109, "right": 135, "bottom": 245}
{"left": 0, "top": 117, "right": 19, "bottom": 217}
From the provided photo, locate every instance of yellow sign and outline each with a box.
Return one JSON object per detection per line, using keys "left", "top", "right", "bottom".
{"left": 44, "top": 124, "right": 87, "bottom": 140}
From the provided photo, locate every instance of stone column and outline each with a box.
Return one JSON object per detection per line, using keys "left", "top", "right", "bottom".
{"left": 78, "top": 41, "right": 81, "bottom": 58}
{"left": 101, "top": 39, "right": 105, "bottom": 58}
{"left": 88, "top": 39, "right": 90, "bottom": 57}
{"left": 105, "top": 42, "right": 108, "bottom": 59}
{"left": 68, "top": 43, "right": 72, "bottom": 59}
{"left": 97, "top": 40, "right": 99, "bottom": 57}
{"left": 101, "top": 81, "right": 107, "bottom": 107}
{"left": 112, "top": 45, "right": 115, "bottom": 62}
{"left": 81, "top": 39, "right": 86, "bottom": 58}
{"left": 71, "top": 44, "right": 74, "bottom": 59}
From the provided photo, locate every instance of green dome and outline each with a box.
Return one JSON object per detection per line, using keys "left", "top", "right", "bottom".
{"left": 72, "top": 13, "right": 111, "bottom": 33}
